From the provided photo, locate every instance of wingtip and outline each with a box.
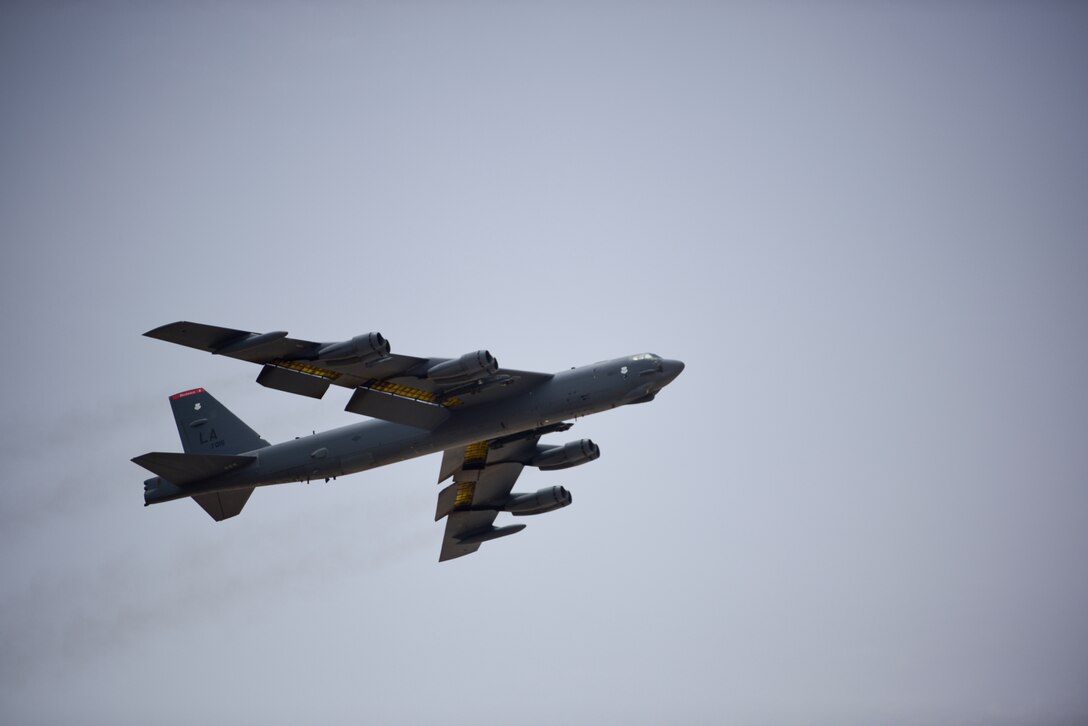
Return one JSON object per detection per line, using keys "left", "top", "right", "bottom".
{"left": 143, "top": 321, "right": 184, "bottom": 338}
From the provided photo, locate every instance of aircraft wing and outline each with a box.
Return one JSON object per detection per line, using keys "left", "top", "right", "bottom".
{"left": 434, "top": 435, "right": 541, "bottom": 562}
{"left": 145, "top": 321, "right": 552, "bottom": 426}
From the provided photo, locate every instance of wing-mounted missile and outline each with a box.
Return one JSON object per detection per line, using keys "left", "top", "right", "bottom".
{"left": 503, "top": 486, "right": 573, "bottom": 516}
{"left": 315, "top": 333, "right": 390, "bottom": 366}
{"left": 426, "top": 350, "right": 498, "bottom": 383}
{"left": 531, "top": 439, "right": 600, "bottom": 471}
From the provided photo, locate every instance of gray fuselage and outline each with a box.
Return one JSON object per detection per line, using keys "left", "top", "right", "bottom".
{"left": 146, "top": 354, "right": 684, "bottom": 504}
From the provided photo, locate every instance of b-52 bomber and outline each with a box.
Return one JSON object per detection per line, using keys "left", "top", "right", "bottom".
{"left": 134, "top": 322, "right": 684, "bottom": 561}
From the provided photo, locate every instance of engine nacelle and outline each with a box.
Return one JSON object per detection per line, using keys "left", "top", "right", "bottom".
{"left": 317, "top": 333, "right": 390, "bottom": 364}
{"left": 503, "top": 486, "right": 572, "bottom": 516}
{"left": 531, "top": 439, "right": 600, "bottom": 471}
{"left": 426, "top": 350, "right": 498, "bottom": 383}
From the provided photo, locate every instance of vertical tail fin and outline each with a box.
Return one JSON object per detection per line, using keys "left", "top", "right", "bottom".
{"left": 169, "top": 388, "right": 269, "bottom": 455}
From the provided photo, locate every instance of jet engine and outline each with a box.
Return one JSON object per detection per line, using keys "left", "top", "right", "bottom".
{"left": 426, "top": 350, "right": 498, "bottom": 383}
{"left": 317, "top": 333, "right": 390, "bottom": 364}
{"left": 531, "top": 439, "right": 600, "bottom": 471}
{"left": 503, "top": 486, "right": 572, "bottom": 516}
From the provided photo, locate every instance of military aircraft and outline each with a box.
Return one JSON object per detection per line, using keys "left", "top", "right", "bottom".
{"left": 134, "top": 322, "right": 684, "bottom": 561}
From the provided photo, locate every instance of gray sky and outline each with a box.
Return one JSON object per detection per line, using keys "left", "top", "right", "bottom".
{"left": 2, "top": 2, "right": 1087, "bottom": 724}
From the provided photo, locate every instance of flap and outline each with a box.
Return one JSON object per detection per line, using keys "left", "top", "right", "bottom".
{"left": 256, "top": 364, "right": 332, "bottom": 399}
{"left": 438, "top": 445, "right": 467, "bottom": 483}
{"left": 345, "top": 387, "right": 451, "bottom": 429}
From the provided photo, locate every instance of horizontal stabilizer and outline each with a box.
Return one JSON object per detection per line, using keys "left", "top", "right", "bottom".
{"left": 193, "top": 487, "right": 255, "bottom": 521}
{"left": 132, "top": 452, "right": 256, "bottom": 485}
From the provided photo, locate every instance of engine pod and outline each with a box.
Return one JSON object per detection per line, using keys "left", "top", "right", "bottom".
{"left": 504, "top": 486, "right": 573, "bottom": 516}
{"left": 426, "top": 350, "right": 498, "bottom": 383}
{"left": 316, "top": 333, "right": 390, "bottom": 364}
{"left": 532, "top": 439, "right": 600, "bottom": 471}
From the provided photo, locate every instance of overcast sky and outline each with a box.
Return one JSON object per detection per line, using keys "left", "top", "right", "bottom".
{"left": 2, "top": 2, "right": 1087, "bottom": 724}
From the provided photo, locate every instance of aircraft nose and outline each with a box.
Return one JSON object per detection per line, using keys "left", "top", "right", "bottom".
{"left": 662, "top": 359, "right": 685, "bottom": 383}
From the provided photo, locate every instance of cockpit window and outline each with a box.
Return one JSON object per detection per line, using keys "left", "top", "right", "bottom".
{"left": 632, "top": 353, "right": 661, "bottom": 361}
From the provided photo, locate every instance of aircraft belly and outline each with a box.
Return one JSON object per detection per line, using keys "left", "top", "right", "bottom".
{"left": 340, "top": 450, "right": 375, "bottom": 472}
